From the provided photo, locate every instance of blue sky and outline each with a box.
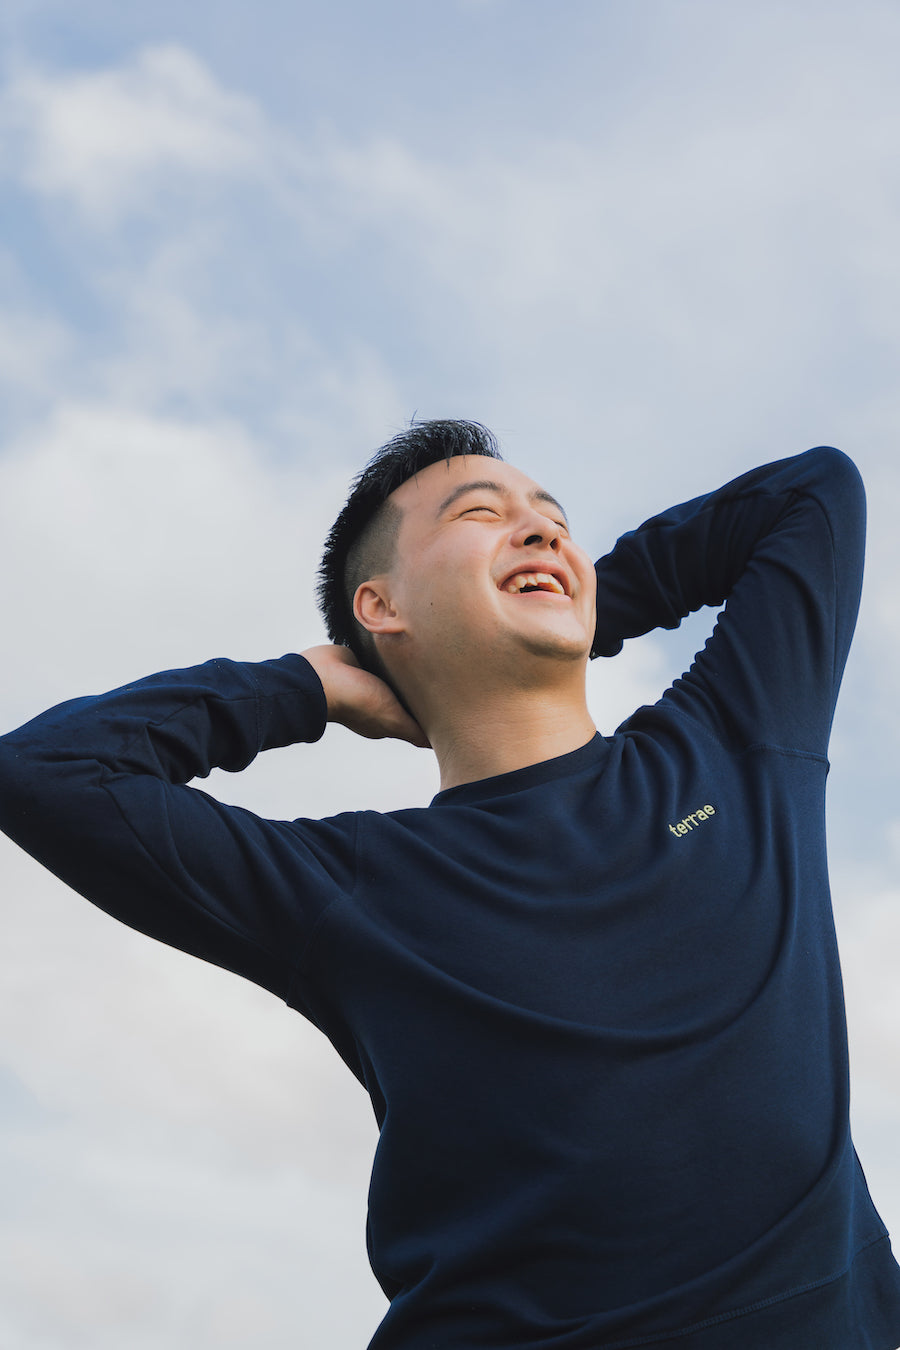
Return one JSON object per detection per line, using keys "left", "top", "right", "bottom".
{"left": 1, "top": 2, "right": 900, "bottom": 1346}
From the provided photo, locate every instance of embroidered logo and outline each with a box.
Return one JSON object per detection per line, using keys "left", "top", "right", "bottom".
{"left": 668, "top": 804, "right": 717, "bottom": 838}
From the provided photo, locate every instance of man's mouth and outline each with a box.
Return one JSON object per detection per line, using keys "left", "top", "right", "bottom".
{"left": 502, "top": 571, "right": 568, "bottom": 596}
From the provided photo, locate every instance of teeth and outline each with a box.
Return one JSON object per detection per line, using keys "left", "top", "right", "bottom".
{"left": 503, "top": 571, "right": 566, "bottom": 595}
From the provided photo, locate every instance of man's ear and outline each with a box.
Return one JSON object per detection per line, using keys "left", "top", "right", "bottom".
{"left": 353, "top": 579, "right": 406, "bottom": 636}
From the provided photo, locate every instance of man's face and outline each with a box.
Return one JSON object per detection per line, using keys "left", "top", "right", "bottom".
{"left": 356, "top": 456, "right": 597, "bottom": 679}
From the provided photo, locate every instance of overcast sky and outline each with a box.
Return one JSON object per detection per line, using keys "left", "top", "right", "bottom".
{"left": 2, "top": 2, "right": 900, "bottom": 1347}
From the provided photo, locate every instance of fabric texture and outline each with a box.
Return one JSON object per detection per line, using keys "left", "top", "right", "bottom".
{"left": 2, "top": 445, "right": 899, "bottom": 1349}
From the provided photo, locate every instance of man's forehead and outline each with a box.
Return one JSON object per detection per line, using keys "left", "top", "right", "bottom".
{"left": 391, "top": 456, "right": 564, "bottom": 518}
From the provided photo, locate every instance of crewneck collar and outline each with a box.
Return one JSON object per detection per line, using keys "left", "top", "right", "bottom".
{"left": 430, "top": 732, "right": 606, "bottom": 808}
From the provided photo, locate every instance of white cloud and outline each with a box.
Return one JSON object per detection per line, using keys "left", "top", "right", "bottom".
{"left": 835, "top": 884, "right": 900, "bottom": 1236}
{"left": 843, "top": 889, "right": 900, "bottom": 1075}
{"left": 5, "top": 34, "right": 900, "bottom": 485}
{"left": 0, "top": 404, "right": 316, "bottom": 695}
{"left": 1, "top": 1098, "right": 386, "bottom": 1348}
{"left": 0, "top": 301, "right": 71, "bottom": 396}
{"left": 1, "top": 45, "right": 266, "bottom": 221}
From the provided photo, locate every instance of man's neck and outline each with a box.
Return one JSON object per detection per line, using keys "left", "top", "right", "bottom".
{"left": 425, "top": 685, "right": 597, "bottom": 792}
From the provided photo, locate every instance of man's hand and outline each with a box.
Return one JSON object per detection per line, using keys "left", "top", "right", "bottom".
{"left": 302, "top": 645, "right": 430, "bottom": 748}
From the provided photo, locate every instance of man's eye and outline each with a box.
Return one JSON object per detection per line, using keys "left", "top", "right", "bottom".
{"left": 462, "top": 505, "right": 498, "bottom": 516}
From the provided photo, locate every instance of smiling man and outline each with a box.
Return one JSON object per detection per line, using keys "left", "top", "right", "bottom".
{"left": 1, "top": 418, "right": 900, "bottom": 1350}
{"left": 310, "top": 427, "right": 598, "bottom": 793}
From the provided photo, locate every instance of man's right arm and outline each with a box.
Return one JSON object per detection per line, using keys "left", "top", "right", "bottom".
{"left": 0, "top": 651, "right": 395, "bottom": 998}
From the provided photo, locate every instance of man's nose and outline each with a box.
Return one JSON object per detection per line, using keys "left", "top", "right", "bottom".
{"left": 515, "top": 513, "right": 562, "bottom": 550}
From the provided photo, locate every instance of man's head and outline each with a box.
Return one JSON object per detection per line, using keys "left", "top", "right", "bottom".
{"left": 318, "top": 420, "right": 503, "bottom": 677}
{"left": 317, "top": 419, "right": 597, "bottom": 705}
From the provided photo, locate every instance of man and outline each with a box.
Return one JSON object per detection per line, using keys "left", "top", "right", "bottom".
{"left": 1, "top": 419, "right": 899, "bottom": 1349}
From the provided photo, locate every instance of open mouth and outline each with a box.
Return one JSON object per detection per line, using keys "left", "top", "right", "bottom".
{"left": 501, "top": 570, "right": 569, "bottom": 596}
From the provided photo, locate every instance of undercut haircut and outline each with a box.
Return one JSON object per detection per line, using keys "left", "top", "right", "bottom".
{"left": 317, "top": 419, "right": 502, "bottom": 676}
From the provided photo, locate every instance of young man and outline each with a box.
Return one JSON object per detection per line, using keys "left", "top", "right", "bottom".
{"left": 1, "top": 419, "right": 899, "bottom": 1350}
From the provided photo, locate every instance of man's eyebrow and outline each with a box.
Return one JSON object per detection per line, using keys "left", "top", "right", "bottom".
{"left": 437, "top": 479, "right": 569, "bottom": 524}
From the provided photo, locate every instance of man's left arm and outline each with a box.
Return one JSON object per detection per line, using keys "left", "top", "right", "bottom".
{"left": 591, "top": 446, "right": 866, "bottom": 754}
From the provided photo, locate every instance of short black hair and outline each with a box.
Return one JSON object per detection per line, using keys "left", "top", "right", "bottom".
{"left": 317, "top": 419, "right": 502, "bottom": 671}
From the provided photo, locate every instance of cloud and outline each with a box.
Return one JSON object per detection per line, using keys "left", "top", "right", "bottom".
{"left": 833, "top": 882, "right": 900, "bottom": 1235}
{"left": 0, "top": 305, "right": 73, "bottom": 439}
{"left": 0, "top": 405, "right": 311, "bottom": 691}
{"left": 1, "top": 1093, "right": 387, "bottom": 1348}
{"left": 0, "top": 399, "right": 434, "bottom": 742}
{"left": 5, "top": 35, "right": 900, "bottom": 488}
{"left": 1, "top": 45, "right": 265, "bottom": 222}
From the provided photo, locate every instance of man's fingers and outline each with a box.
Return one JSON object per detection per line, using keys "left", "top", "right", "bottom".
{"left": 302, "top": 644, "right": 429, "bottom": 747}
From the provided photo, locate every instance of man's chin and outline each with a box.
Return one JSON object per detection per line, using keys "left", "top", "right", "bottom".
{"left": 510, "top": 624, "right": 593, "bottom": 666}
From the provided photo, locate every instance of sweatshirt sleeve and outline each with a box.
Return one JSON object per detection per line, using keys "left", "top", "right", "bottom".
{"left": 592, "top": 446, "right": 866, "bottom": 756}
{"left": 0, "top": 653, "right": 357, "bottom": 1002}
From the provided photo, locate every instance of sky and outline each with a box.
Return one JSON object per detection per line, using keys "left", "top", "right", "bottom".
{"left": 1, "top": 0, "right": 900, "bottom": 1345}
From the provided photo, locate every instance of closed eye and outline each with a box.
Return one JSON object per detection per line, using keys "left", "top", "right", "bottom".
{"left": 460, "top": 504, "right": 569, "bottom": 534}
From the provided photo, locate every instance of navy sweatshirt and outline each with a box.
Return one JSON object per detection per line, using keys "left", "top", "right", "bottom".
{"left": 2, "top": 447, "right": 900, "bottom": 1350}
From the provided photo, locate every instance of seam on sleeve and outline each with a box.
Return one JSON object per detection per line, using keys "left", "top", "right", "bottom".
{"left": 119, "top": 691, "right": 261, "bottom": 766}
{"left": 661, "top": 696, "right": 831, "bottom": 767}
{"left": 286, "top": 811, "right": 362, "bottom": 1001}
{"left": 740, "top": 742, "right": 830, "bottom": 766}
{"left": 244, "top": 663, "right": 264, "bottom": 752}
